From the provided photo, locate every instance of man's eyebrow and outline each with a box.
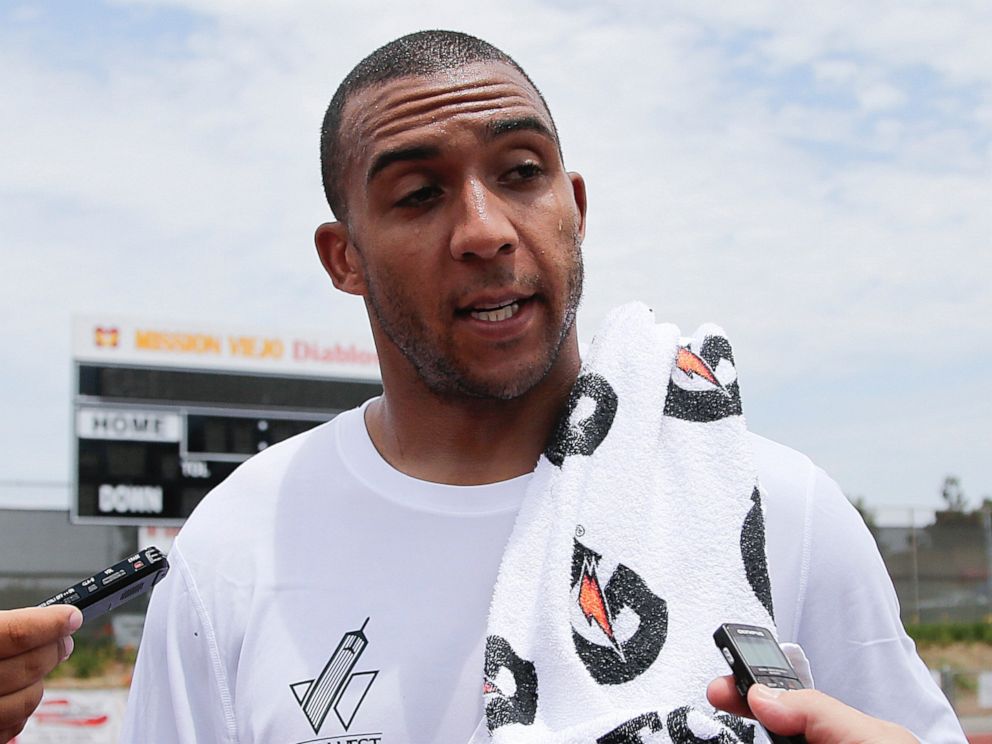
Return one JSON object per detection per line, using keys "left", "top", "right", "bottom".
{"left": 366, "top": 145, "right": 440, "bottom": 184}
{"left": 487, "top": 116, "right": 556, "bottom": 142}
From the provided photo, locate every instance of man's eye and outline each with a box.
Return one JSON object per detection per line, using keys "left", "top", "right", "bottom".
{"left": 505, "top": 162, "right": 543, "bottom": 182}
{"left": 396, "top": 185, "right": 441, "bottom": 208}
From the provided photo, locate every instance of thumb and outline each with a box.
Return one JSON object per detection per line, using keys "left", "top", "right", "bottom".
{"left": 747, "top": 685, "right": 916, "bottom": 744}
{"left": 0, "top": 605, "right": 83, "bottom": 657}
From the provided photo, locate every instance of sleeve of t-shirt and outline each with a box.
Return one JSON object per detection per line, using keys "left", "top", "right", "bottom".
{"left": 119, "top": 544, "right": 239, "bottom": 744}
{"left": 795, "top": 465, "right": 966, "bottom": 744}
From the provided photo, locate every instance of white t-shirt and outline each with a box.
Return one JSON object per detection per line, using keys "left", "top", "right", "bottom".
{"left": 121, "top": 404, "right": 964, "bottom": 743}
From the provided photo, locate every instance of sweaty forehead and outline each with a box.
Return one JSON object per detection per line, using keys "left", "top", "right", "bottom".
{"left": 339, "top": 62, "right": 556, "bottom": 177}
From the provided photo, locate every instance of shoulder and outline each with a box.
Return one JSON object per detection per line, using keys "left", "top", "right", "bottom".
{"left": 747, "top": 432, "right": 882, "bottom": 637}
{"left": 747, "top": 430, "right": 876, "bottom": 569}
{"left": 161, "top": 406, "right": 368, "bottom": 646}
{"left": 748, "top": 432, "right": 815, "bottom": 497}
{"left": 749, "top": 432, "right": 897, "bottom": 626}
{"left": 748, "top": 431, "right": 860, "bottom": 531}
{"left": 175, "top": 406, "right": 364, "bottom": 562}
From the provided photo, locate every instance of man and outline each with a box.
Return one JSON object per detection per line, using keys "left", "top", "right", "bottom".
{"left": 0, "top": 30, "right": 963, "bottom": 743}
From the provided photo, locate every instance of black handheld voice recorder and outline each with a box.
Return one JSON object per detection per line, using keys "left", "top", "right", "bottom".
{"left": 37, "top": 546, "right": 170, "bottom": 624}
{"left": 713, "top": 623, "right": 807, "bottom": 744}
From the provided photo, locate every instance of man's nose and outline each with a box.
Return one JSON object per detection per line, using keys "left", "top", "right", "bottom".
{"left": 449, "top": 178, "right": 517, "bottom": 261}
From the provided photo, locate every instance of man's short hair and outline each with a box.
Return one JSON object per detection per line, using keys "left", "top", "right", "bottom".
{"left": 320, "top": 30, "right": 559, "bottom": 220}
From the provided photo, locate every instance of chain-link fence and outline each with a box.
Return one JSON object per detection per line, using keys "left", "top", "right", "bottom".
{"left": 934, "top": 667, "right": 992, "bottom": 737}
{"left": 870, "top": 507, "right": 992, "bottom": 733}
{"left": 871, "top": 507, "right": 992, "bottom": 624}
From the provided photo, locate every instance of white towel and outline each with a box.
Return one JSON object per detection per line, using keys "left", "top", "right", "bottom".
{"left": 472, "top": 302, "right": 779, "bottom": 744}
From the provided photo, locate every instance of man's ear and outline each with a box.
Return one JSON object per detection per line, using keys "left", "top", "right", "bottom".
{"left": 568, "top": 171, "right": 588, "bottom": 243}
{"left": 315, "top": 222, "right": 367, "bottom": 296}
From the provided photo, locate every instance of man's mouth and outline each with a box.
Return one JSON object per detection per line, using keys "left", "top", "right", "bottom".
{"left": 469, "top": 300, "right": 521, "bottom": 322}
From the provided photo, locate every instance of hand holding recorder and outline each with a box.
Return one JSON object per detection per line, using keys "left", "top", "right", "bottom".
{"left": 0, "top": 605, "right": 82, "bottom": 743}
{"left": 707, "top": 679, "right": 919, "bottom": 744}
{"left": 0, "top": 546, "right": 168, "bottom": 743}
{"left": 710, "top": 623, "right": 918, "bottom": 744}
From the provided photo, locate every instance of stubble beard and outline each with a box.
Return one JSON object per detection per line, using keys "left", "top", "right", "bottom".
{"left": 361, "top": 237, "right": 584, "bottom": 402}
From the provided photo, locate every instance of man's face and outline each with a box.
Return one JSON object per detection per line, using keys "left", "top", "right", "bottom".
{"left": 335, "top": 61, "right": 586, "bottom": 400}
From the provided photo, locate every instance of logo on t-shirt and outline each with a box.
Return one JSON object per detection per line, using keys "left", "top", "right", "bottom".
{"left": 289, "top": 617, "right": 380, "bottom": 740}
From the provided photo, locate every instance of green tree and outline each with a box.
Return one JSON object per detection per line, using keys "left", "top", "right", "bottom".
{"left": 941, "top": 476, "right": 968, "bottom": 512}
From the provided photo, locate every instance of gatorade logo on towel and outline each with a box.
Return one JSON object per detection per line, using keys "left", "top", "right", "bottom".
{"left": 664, "top": 335, "right": 741, "bottom": 423}
{"left": 484, "top": 635, "right": 538, "bottom": 731}
{"left": 569, "top": 538, "right": 668, "bottom": 685}
{"left": 545, "top": 372, "right": 618, "bottom": 467}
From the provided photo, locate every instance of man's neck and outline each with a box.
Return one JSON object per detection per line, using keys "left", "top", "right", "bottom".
{"left": 365, "top": 342, "right": 580, "bottom": 486}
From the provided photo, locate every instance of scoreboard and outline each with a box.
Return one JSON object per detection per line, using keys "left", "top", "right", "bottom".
{"left": 73, "top": 317, "right": 381, "bottom": 526}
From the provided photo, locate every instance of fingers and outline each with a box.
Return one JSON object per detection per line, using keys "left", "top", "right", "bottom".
{"left": 1, "top": 720, "right": 28, "bottom": 744}
{"left": 706, "top": 675, "right": 752, "bottom": 719}
{"left": 0, "top": 606, "right": 82, "bottom": 742}
{"left": 710, "top": 677, "right": 916, "bottom": 744}
{"left": 745, "top": 685, "right": 816, "bottom": 736}
{"left": 0, "top": 606, "right": 82, "bottom": 658}
{"left": 746, "top": 685, "right": 918, "bottom": 743}
{"left": 0, "top": 641, "right": 66, "bottom": 697}
{"left": 0, "top": 678, "right": 43, "bottom": 743}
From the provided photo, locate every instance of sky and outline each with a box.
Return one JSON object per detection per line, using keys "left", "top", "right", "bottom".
{"left": 0, "top": 0, "right": 989, "bottom": 517}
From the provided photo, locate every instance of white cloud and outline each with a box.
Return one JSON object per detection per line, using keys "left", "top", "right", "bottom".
{"left": 813, "top": 59, "right": 859, "bottom": 85}
{"left": 856, "top": 81, "right": 905, "bottom": 111}
{"left": 0, "top": 0, "right": 988, "bottom": 508}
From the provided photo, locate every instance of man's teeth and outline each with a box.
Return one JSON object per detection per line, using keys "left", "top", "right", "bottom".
{"left": 470, "top": 302, "right": 519, "bottom": 322}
